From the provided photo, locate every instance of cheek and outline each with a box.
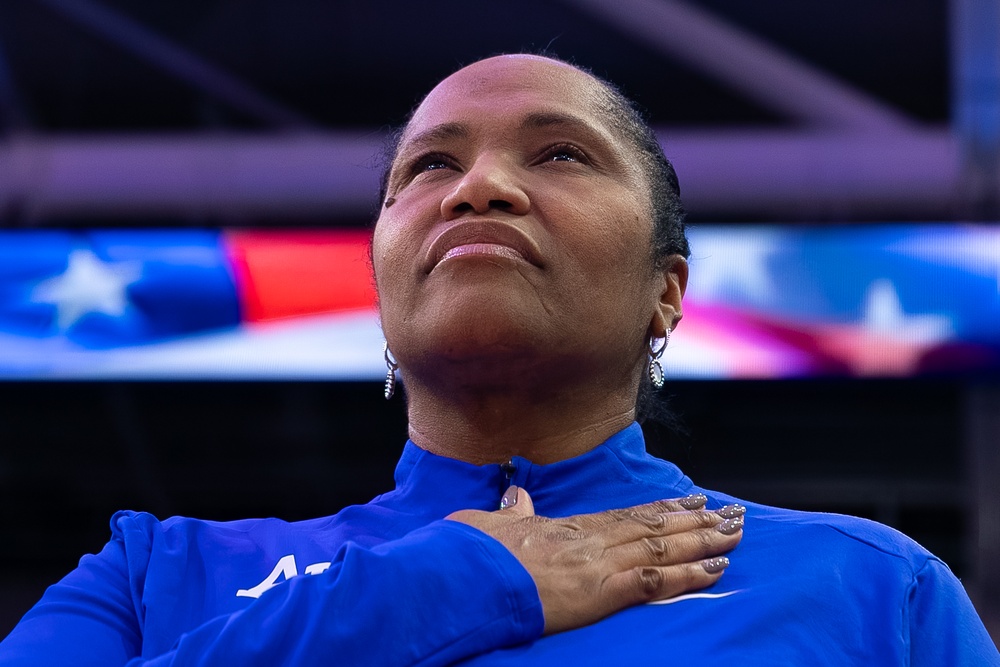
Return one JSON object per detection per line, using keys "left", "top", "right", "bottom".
{"left": 371, "top": 212, "right": 412, "bottom": 280}
{"left": 599, "top": 194, "right": 655, "bottom": 271}
{"left": 370, "top": 207, "right": 434, "bottom": 334}
{"left": 556, "top": 194, "right": 650, "bottom": 280}
{"left": 369, "top": 224, "right": 391, "bottom": 290}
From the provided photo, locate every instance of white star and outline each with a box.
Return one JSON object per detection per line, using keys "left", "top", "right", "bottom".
{"left": 31, "top": 249, "right": 143, "bottom": 332}
{"left": 861, "top": 279, "right": 952, "bottom": 343}
{"left": 686, "top": 227, "right": 781, "bottom": 305}
{"left": 810, "top": 280, "right": 953, "bottom": 376}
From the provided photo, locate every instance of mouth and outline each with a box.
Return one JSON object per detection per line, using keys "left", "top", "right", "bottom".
{"left": 424, "top": 221, "right": 542, "bottom": 273}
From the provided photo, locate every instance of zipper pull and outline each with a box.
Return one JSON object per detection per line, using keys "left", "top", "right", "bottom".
{"left": 499, "top": 459, "right": 517, "bottom": 509}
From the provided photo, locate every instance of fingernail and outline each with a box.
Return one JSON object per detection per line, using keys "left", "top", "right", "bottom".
{"left": 679, "top": 493, "right": 708, "bottom": 509}
{"left": 716, "top": 503, "right": 746, "bottom": 519}
{"left": 500, "top": 486, "right": 518, "bottom": 510}
{"left": 717, "top": 516, "right": 744, "bottom": 535}
{"left": 701, "top": 556, "right": 730, "bottom": 574}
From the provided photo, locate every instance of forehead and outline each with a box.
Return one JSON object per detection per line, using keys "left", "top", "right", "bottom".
{"left": 402, "top": 56, "right": 615, "bottom": 144}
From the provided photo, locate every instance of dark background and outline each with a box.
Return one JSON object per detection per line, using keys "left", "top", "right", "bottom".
{"left": 0, "top": 0, "right": 997, "bottom": 643}
{"left": 0, "top": 0, "right": 949, "bottom": 133}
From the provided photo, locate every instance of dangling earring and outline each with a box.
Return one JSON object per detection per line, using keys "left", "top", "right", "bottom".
{"left": 648, "top": 328, "right": 671, "bottom": 389}
{"left": 383, "top": 342, "right": 399, "bottom": 400}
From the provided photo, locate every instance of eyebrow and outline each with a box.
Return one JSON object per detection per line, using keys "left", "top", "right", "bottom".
{"left": 519, "top": 111, "right": 621, "bottom": 166}
{"left": 401, "top": 122, "right": 470, "bottom": 153}
{"left": 518, "top": 111, "right": 601, "bottom": 136}
{"left": 401, "top": 111, "right": 606, "bottom": 152}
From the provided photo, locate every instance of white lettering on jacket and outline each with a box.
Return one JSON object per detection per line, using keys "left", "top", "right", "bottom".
{"left": 236, "top": 554, "right": 332, "bottom": 598}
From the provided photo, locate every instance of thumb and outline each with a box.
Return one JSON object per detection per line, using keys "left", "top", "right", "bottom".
{"left": 499, "top": 485, "right": 535, "bottom": 517}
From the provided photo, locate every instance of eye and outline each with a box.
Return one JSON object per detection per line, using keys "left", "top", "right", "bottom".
{"left": 540, "top": 143, "right": 588, "bottom": 164}
{"left": 412, "top": 152, "right": 455, "bottom": 174}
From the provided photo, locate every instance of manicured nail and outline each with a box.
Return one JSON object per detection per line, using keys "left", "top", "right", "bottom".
{"left": 701, "top": 556, "right": 730, "bottom": 574}
{"left": 500, "top": 486, "right": 518, "bottom": 510}
{"left": 679, "top": 493, "right": 708, "bottom": 509}
{"left": 717, "top": 516, "right": 744, "bottom": 535}
{"left": 717, "top": 504, "right": 746, "bottom": 519}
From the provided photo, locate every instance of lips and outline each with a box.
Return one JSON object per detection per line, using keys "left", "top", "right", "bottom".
{"left": 424, "top": 221, "right": 542, "bottom": 273}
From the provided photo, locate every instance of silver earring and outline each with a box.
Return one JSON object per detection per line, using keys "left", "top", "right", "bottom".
{"left": 648, "top": 329, "right": 670, "bottom": 389}
{"left": 383, "top": 342, "right": 399, "bottom": 400}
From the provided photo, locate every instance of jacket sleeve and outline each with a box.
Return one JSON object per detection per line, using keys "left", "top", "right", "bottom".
{"left": 907, "top": 557, "right": 1000, "bottom": 666}
{"left": 0, "top": 519, "right": 545, "bottom": 667}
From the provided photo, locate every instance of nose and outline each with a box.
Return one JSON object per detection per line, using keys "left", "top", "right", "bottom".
{"left": 440, "top": 155, "right": 531, "bottom": 220}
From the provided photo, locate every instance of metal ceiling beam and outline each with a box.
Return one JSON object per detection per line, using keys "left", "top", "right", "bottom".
{"left": 0, "top": 130, "right": 960, "bottom": 221}
{"left": 954, "top": 0, "right": 1000, "bottom": 639}
{"left": 0, "top": 133, "right": 381, "bottom": 220}
{"left": 661, "top": 128, "right": 959, "bottom": 217}
{"left": 559, "top": 0, "right": 915, "bottom": 132}
{"left": 952, "top": 0, "right": 1000, "bottom": 217}
{"left": 35, "top": 0, "right": 314, "bottom": 129}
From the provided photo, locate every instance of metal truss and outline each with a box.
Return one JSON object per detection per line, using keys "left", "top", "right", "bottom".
{"left": 0, "top": 129, "right": 960, "bottom": 220}
{"left": 560, "top": 0, "right": 916, "bottom": 131}
{"left": 0, "top": 0, "right": 996, "bottom": 220}
{"left": 34, "top": 0, "right": 313, "bottom": 129}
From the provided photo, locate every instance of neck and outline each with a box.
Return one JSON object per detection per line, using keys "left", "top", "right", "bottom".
{"left": 403, "top": 375, "right": 640, "bottom": 465}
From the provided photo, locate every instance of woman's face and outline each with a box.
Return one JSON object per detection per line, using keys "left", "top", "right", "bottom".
{"left": 372, "top": 55, "right": 676, "bottom": 386}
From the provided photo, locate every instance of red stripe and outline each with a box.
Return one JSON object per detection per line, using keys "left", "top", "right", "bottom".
{"left": 224, "top": 229, "right": 376, "bottom": 323}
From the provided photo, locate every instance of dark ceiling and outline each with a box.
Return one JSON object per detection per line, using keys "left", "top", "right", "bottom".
{"left": 0, "top": 0, "right": 949, "bottom": 133}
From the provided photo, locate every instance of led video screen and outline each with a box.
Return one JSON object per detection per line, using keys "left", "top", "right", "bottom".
{"left": 1, "top": 225, "right": 997, "bottom": 380}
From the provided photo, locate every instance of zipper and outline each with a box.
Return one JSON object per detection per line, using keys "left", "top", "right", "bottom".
{"left": 498, "top": 458, "right": 517, "bottom": 505}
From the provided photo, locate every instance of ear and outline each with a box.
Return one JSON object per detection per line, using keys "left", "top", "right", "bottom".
{"left": 650, "top": 255, "right": 688, "bottom": 339}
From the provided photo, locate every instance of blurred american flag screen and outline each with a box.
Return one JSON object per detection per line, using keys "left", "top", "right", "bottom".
{"left": 1, "top": 224, "right": 997, "bottom": 380}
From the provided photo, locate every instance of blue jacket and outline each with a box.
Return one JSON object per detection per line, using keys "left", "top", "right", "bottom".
{"left": 1, "top": 423, "right": 996, "bottom": 665}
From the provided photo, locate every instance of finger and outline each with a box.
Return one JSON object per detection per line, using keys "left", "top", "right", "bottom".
{"left": 568, "top": 494, "right": 708, "bottom": 531}
{"left": 497, "top": 485, "right": 536, "bottom": 517}
{"left": 590, "top": 508, "right": 731, "bottom": 548}
{"left": 601, "top": 519, "right": 743, "bottom": 571}
{"left": 445, "top": 508, "right": 489, "bottom": 525}
{"left": 580, "top": 502, "right": 746, "bottom": 546}
{"left": 600, "top": 557, "right": 731, "bottom": 611}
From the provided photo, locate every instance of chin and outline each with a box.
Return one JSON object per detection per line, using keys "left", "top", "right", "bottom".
{"left": 405, "top": 304, "right": 553, "bottom": 364}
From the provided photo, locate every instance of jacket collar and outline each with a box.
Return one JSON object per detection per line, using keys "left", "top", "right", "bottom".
{"left": 388, "top": 423, "right": 694, "bottom": 518}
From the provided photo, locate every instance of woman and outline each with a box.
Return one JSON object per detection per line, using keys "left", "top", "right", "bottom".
{"left": 1, "top": 54, "right": 996, "bottom": 666}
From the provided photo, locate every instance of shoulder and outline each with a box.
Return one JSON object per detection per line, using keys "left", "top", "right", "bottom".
{"left": 686, "top": 491, "right": 999, "bottom": 664}
{"left": 110, "top": 510, "right": 307, "bottom": 539}
{"left": 106, "top": 504, "right": 415, "bottom": 571}
{"left": 701, "top": 490, "right": 937, "bottom": 575}
{"left": 772, "top": 503, "right": 928, "bottom": 560}
{"left": 108, "top": 510, "right": 345, "bottom": 562}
